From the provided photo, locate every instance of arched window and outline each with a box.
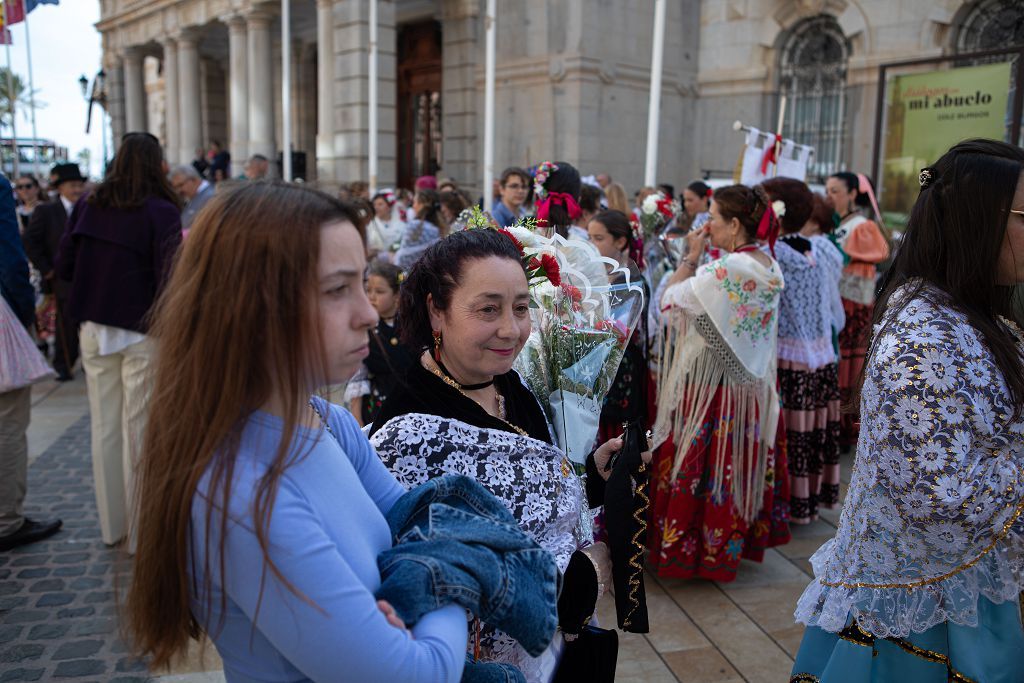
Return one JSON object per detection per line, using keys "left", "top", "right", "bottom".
{"left": 955, "top": 0, "right": 1024, "bottom": 53}
{"left": 778, "top": 15, "right": 851, "bottom": 180}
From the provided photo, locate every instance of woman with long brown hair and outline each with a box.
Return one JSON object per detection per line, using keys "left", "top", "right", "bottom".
{"left": 56, "top": 132, "right": 181, "bottom": 549}
{"left": 126, "top": 182, "right": 468, "bottom": 681}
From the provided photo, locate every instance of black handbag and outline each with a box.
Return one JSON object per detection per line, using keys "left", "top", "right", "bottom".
{"left": 551, "top": 624, "right": 618, "bottom": 683}
{"left": 552, "top": 552, "right": 618, "bottom": 683}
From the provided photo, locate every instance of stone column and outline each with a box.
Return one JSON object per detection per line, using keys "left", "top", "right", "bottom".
{"left": 226, "top": 14, "right": 249, "bottom": 162}
{"left": 177, "top": 29, "right": 202, "bottom": 164}
{"left": 315, "top": 0, "right": 336, "bottom": 183}
{"left": 160, "top": 38, "right": 179, "bottom": 164}
{"left": 328, "top": 0, "right": 396, "bottom": 186}
{"left": 104, "top": 53, "right": 127, "bottom": 146}
{"left": 247, "top": 8, "right": 276, "bottom": 159}
{"left": 122, "top": 47, "right": 146, "bottom": 132}
{"left": 441, "top": 0, "right": 479, "bottom": 188}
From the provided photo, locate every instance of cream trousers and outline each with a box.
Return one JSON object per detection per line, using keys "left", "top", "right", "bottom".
{"left": 79, "top": 324, "right": 153, "bottom": 550}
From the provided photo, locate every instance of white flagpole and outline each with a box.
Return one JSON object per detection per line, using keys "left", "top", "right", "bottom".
{"left": 368, "top": 0, "right": 377, "bottom": 195}
{"left": 482, "top": 0, "right": 495, "bottom": 212}
{"left": 281, "top": 0, "right": 292, "bottom": 181}
{"left": 23, "top": 4, "right": 38, "bottom": 177}
{"left": 2, "top": 1, "right": 18, "bottom": 178}
{"left": 643, "top": 0, "right": 666, "bottom": 187}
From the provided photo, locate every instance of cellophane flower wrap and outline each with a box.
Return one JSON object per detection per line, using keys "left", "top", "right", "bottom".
{"left": 505, "top": 225, "right": 646, "bottom": 467}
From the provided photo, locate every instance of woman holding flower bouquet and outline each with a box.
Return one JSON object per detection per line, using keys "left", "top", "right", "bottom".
{"left": 369, "top": 228, "right": 628, "bottom": 682}
{"left": 650, "top": 184, "right": 791, "bottom": 582}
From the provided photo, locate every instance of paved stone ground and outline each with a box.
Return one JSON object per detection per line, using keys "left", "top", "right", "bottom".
{"left": 2, "top": 380, "right": 853, "bottom": 682}
{"left": 0, "top": 415, "right": 147, "bottom": 682}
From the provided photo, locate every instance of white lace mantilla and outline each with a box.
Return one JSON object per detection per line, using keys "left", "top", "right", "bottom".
{"left": 774, "top": 237, "right": 845, "bottom": 369}
{"left": 795, "top": 287, "right": 1024, "bottom": 637}
{"left": 370, "top": 412, "right": 586, "bottom": 683}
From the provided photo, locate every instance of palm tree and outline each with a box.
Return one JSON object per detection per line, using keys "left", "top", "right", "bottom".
{"left": 0, "top": 67, "right": 44, "bottom": 175}
{"left": 0, "top": 67, "right": 39, "bottom": 130}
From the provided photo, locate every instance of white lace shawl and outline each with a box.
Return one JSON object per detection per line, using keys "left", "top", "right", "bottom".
{"left": 775, "top": 237, "right": 845, "bottom": 369}
{"left": 370, "top": 412, "right": 586, "bottom": 683}
{"left": 795, "top": 288, "right": 1024, "bottom": 637}
{"left": 653, "top": 252, "right": 784, "bottom": 521}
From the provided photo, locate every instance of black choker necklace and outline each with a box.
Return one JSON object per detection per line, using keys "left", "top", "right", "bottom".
{"left": 436, "top": 359, "right": 494, "bottom": 391}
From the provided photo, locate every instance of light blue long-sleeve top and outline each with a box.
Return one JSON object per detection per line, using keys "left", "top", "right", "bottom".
{"left": 189, "top": 402, "right": 468, "bottom": 683}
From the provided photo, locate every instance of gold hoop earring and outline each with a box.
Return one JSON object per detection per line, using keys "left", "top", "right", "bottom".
{"left": 432, "top": 330, "right": 442, "bottom": 362}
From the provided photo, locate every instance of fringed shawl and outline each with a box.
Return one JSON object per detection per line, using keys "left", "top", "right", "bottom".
{"left": 653, "top": 252, "right": 784, "bottom": 521}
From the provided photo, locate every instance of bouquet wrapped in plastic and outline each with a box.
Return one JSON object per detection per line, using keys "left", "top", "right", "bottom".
{"left": 504, "top": 225, "right": 646, "bottom": 466}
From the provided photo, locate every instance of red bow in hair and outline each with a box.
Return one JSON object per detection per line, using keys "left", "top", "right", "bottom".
{"left": 757, "top": 202, "right": 780, "bottom": 257}
{"left": 536, "top": 192, "right": 582, "bottom": 225}
{"left": 760, "top": 134, "right": 783, "bottom": 175}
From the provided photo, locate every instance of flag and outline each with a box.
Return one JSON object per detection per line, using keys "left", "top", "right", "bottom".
{"left": 3, "top": 1, "right": 25, "bottom": 25}
{"left": 24, "top": 0, "right": 57, "bottom": 13}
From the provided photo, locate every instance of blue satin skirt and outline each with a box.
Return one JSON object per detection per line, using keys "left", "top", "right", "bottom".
{"left": 791, "top": 597, "right": 1024, "bottom": 682}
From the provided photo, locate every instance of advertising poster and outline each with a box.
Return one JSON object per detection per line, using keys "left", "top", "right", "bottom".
{"left": 880, "top": 61, "right": 1011, "bottom": 221}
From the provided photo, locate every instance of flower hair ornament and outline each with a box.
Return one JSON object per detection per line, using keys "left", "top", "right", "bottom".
{"left": 919, "top": 167, "right": 935, "bottom": 189}
{"left": 533, "top": 161, "right": 558, "bottom": 201}
{"left": 771, "top": 200, "right": 786, "bottom": 219}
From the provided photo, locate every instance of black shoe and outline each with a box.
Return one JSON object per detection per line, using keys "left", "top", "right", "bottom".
{"left": 0, "top": 518, "right": 63, "bottom": 551}
{"left": 55, "top": 371, "right": 73, "bottom": 382}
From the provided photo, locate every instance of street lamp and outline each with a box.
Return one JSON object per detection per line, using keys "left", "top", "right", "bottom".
{"left": 80, "top": 70, "right": 108, "bottom": 175}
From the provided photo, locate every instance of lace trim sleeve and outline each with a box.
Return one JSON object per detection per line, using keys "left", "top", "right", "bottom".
{"left": 795, "top": 295, "right": 1024, "bottom": 637}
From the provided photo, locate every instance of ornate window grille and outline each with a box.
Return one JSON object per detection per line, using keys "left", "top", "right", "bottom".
{"left": 778, "top": 15, "right": 851, "bottom": 180}
{"left": 953, "top": 0, "right": 1023, "bottom": 144}
{"left": 955, "top": 0, "right": 1024, "bottom": 53}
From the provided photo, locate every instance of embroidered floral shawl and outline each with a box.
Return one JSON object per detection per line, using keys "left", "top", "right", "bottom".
{"left": 653, "top": 251, "right": 784, "bottom": 521}
{"left": 795, "top": 285, "right": 1024, "bottom": 638}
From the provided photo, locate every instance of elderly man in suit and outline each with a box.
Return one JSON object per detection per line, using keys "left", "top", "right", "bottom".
{"left": 23, "top": 163, "right": 86, "bottom": 381}
{"left": 170, "top": 164, "right": 215, "bottom": 234}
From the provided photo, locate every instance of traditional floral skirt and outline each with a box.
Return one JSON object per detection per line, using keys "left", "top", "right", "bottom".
{"left": 778, "top": 360, "right": 841, "bottom": 524}
{"left": 791, "top": 597, "right": 1024, "bottom": 682}
{"left": 648, "top": 386, "right": 791, "bottom": 582}
{"left": 838, "top": 299, "right": 872, "bottom": 449}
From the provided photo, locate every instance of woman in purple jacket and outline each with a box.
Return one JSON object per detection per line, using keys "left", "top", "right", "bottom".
{"left": 57, "top": 132, "right": 182, "bottom": 550}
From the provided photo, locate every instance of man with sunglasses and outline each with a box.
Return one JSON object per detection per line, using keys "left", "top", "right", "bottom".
{"left": 23, "top": 163, "right": 87, "bottom": 381}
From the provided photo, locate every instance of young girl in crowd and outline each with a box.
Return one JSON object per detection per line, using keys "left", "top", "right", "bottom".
{"left": 532, "top": 161, "right": 586, "bottom": 240}
{"left": 825, "top": 172, "right": 889, "bottom": 449}
{"left": 126, "top": 182, "right": 468, "bottom": 682}
{"left": 395, "top": 188, "right": 448, "bottom": 270}
{"left": 346, "top": 261, "right": 414, "bottom": 427}
{"left": 587, "top": 209, "right": 652, "bottom": 440}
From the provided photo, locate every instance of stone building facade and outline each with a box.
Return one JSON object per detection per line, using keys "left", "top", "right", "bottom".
{"left": 96, "top": 0, "right": 1022, "bottom": 191}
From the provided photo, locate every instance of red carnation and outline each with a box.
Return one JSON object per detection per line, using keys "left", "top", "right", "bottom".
{"left": 561, "top": 283, "right": 582, "bottom": 302}
{"left": 656, "top": 198, "right": 674, "bottom": 219}
{"left": 498, "top": 228, "right": 524, "bottom": 253}
{"left": 527, "top": 256, "right": 541, "bottom": 270}
{"left": 540, "top": 253, "right": 561, "bottom": 286}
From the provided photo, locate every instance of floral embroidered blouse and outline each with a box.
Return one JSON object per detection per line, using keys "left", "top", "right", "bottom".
{"left": 795, "top": 284, "right": 1024, "bottom": 638}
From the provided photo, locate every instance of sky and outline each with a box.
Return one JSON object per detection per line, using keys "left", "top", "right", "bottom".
{"left": 3, "top": 1, "right": 104, "bottom": 178}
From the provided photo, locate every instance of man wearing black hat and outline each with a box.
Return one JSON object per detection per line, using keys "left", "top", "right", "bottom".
{"left": 23, "top": 162, "right": 87, "bottom": 381}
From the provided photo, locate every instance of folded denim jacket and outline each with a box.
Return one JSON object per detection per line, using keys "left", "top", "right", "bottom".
{"left": 376, "top": 475, "right": 560, "bottom": 658}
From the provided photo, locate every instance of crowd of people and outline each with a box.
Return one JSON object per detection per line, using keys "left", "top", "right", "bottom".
{"left": 0, "top": 135, "right": 1022, "bottom": 683}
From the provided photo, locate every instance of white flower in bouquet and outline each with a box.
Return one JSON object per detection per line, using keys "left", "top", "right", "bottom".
{"left": 641, "top": 193, "right": 663, "bottom": 215}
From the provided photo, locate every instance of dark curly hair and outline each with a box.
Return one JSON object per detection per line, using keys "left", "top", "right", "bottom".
{"left": 711, "top": 184, "right": 771, "bottom": 241}
{"left": 761, "top": 177, "right": 813, "bottom": 234}
{"left": 398, "top": 229, "right": 526, "bottom": 350}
